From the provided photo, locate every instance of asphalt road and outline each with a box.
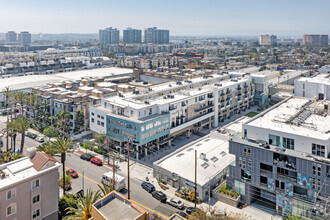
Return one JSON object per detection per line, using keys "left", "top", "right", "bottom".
{"left": 57, "top": 153, "right": 179, "bottom": 218}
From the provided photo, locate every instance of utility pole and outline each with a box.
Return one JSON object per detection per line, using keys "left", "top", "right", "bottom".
{"left": 112, "top": 154, "right": 116, "bottom": 191}
{"left": 194, "top": 150, "right": 197, "bottom": 209}
{"left": 127, "top": 140, "right": 131, "bottom": 200}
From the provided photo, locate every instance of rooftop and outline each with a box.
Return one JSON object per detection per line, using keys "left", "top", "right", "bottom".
{"left": 296, "top": 74, "right": 330, "bottom": 85}
{"left": 155, "top": 132, "right": 236, "bottom": 186}
{"left": 92, "top": 191, "right": 147, "bottom": 220}
{"left": 0, "top": 67, "right": 132, "bottom": 91}
{"left": 0, "top": 152, "right": 60, "bottom": 190}
{"left": 245, "top": 97, "right": 330, "bottom": 141}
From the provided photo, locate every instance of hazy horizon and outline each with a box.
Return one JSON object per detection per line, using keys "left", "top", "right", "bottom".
{"left": 1, "top": 0, "right": 329, "bottom": 36}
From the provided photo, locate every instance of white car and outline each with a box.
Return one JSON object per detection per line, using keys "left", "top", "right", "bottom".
{"left": 167, "top": 198, "right": 184, "bottom": 209}
{"left": 35, "top": 137, "right": 44, "bottom": 143}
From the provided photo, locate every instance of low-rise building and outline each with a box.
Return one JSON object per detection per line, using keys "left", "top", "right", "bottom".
{"left": 295, "top": 74, "right": 330, "bottom": 100}
{"left": 0, "top": 150, "right": 60, "bottom": 220}
{"left": 91, "top": 191, "right": 149, "bottom": 220}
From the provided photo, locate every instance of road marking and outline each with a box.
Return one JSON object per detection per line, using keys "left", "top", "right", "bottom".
{"left": 130, "top": 199, "right": 169, "bottom": 219}
{"left": 63, "top": 165, "right": 169, "bottom": 219}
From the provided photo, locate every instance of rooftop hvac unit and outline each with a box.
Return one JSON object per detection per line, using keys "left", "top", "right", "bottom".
{"left": 200, "top": 153, "right": 206, "bottom": 160}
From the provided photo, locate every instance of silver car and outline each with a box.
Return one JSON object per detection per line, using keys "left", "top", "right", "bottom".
{"left": 167, "top": 198, "right": 184, "bottom": 209}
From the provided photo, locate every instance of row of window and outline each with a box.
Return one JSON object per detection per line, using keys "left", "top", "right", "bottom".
{"left": 269, "top": 134, "right": 295, "bottom": 150}
{"left": 6, "top": 195, "right": 40, "bottom": 217}
{"left": 91, "top": 118, "right": 105, "bottom": 127}
{"left": 238, "top": 157, "right": 252, "bottom": 170}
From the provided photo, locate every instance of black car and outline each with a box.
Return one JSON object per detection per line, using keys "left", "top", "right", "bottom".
{"left": 186, "top": 207, "right": 196, "bottom": 215}
{"left": 80, "top": 154, "right": 93, "bottom": 161}
{"left": 152, "top": 191, "right": 167, "bottom": 203}
{"left": 141, "top": 181, "right": 155, "bottom": 193}
{"left": 176, "top": 211, "right": 188, "bottom": 218}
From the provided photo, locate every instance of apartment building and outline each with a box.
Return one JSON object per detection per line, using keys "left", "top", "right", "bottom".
{"left": 0, "top": 150, "right": 60, "bottom": 220}
{"left": 259, "top": 35, "right": 277, "bottom": 46}
{"left": 6, "top": 31, "right": 17, "bottom": 43}
{"left": 294, "top": 74, "right": 330, "bottom": 100}
{"left": 123, "top": 28, "right": 142, "bottom": 44}
{"left": 303, "top": 35, "right": 328, "bottom": 47}
{"left": 36, "top": 48, "right": 102, "bottom": 59}
{"left": 144, "top": 27, "right": 170, "bottom": 44}
{"left": 90, "top": 73, "right": 255, "bottom": 159}
{"left": 227, "top": 97, "right": 330, "bottom": 219}
{"left": 99, "top": 27, "right": 120, "bottom": 45}
{"left": 18, "top": 31, "right": 31, "bottom": 46}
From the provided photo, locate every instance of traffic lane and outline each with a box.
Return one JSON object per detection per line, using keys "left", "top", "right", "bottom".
{"left": 63, "top": 153, "right": 178, "bottom": 217}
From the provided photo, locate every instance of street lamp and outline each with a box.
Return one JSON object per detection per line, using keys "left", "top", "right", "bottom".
{"left": 82, "top": 167, "right": 88, "bottom": 195}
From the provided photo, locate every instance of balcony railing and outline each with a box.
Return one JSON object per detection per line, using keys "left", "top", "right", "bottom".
{"left": 277, "top": 173, "right": 297, "bottom": 184}
{"left": 194, "top": 104, "right": 213, "bottom": 112}
{"left": 260, "top": 169, "right": 273, "bottom": 177}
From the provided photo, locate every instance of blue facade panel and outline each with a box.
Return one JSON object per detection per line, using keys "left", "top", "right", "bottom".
{"left": 106, "top": 113, "right": 170, "bottom": 146}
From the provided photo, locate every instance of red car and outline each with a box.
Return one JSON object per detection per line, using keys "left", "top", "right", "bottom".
{"left": 90, "top": 158, "right": 103, "bottom": 166}
{"left": 66, "top": 169, "right": 78, "bottom": 178}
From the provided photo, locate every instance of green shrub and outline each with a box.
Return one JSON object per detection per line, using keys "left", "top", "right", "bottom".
{"left": 218, "top": 184, "right": 239, "bottom": 199}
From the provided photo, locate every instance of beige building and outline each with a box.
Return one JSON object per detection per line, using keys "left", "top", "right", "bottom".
{"left": 91, "top": 191, "right": 149, "bottom": 220}
{"left": 0, "top": 151, "right": 60, "bottom": 220}
{"left": 259, "top": 34, "right": 277, "bottom": 45}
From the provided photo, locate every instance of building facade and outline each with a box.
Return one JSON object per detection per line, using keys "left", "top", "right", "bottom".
{"left": 294, "top": 74, "right": 330, "bottom": 100}
{"left": 123, "top": 28, "right": 142, "bottom": 44}
{"left": 259, "top": 35, "right": 277, "bottom": 46}
{"left": 0, "top": 151, "right": 60, "bottom": 220}
{"left": 6, "top": 31, "right": 17, "bottom": 43}
{"left": 99, "top": 27, "right": 120, "bottom": 45}
{"left": 227, "top": 97, "right": 330, "bottom": 219}
{"left": 18, "top": 32, "right": 31, "bottom": 46}
{"left": 90, "top": 73, "right": 255, "bottom": 159}
{"left": 144, "top": 27, "right": 170, "bottom": 44}
{"left": 303, "top": 35, "right": 328, "bottom": 47}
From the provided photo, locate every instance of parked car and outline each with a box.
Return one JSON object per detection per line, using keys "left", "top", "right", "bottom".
{"left": 141, "top": 182, "right": 155, "bottom": 193}
{"left": 35, "top": 137, "right": 44, "bottom": 143}
{"left": 152, "top": 191, "right": 167, "bottom": 203}
{"left": 80, "top": 154, "right": 93, "bottom": 161}
{"left": 90, "top": 158, "right": 103, "bottom": 166}
{"left": 176, "top": 211, "right": 188, "bottom": 218}
{"left": 186, "top": 207, "right": 196, "bottom": 215}
{"left": 66, "top": 169, "right": 78, "bottom": 178}
{"left": 167, "top": 198, "right": 184, "bottom": 209}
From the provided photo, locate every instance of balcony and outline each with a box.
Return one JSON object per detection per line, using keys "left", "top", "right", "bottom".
{"left": 169, "top": 106, "right": 177, "bottom": 111}
{"left": 260, "top": 169, "right": 273, "bottom": 177}
{"left": 194, "top": 104, "right": 213, "bottom": 112}
{"left": 237, "top": 93, "right": 242, "bottom": 97}
{"left": 244, "top": 84, "right": 248, "bottom": 88}
{"left": 220, "top": 99, "right": 225, "bottom": 103}
{"left": 220, "top": 92, "right": 225, "bottom": 96}
{"left": 293, "top": 193, "right": 315, "bottom": 204}
{"left": 277, "top": 173, "right": 297, "bottom": 184}
{"left": 226, "top": 90, "right": 231, "bottom": 94}
{"left": 237, "top": 87, "right": 242, "bottom": 91}
{"left": 207, "top": 94, "right": 214, "bottom": 98}
{"left": 199, "top": 97, "right": 205, "bottom": 101}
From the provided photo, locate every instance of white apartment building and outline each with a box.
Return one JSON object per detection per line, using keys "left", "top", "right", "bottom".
{"left": 90, "top": 73, "right": 255, "bottom": 159}
{"left": 259, "top": 34, "right": 277, "bottom": 46}
{"left": 294, "top": 74, "right": 330, "bottom": 100}
{"left": 0, "top": 150, "right": 60, "bottom": 220}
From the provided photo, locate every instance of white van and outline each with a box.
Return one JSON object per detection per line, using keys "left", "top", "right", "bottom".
{"left": 102, "top": 171, "right": 126, "bottom": 191}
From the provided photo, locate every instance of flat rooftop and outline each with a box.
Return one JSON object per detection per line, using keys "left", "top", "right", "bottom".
{"left": 245, "top": 97, "right": 330, "bottom": 141}
{"left": 93, "top": 191, "right": 145, "bottom": 220}
{"left": 155, "top": 133, "right": 235, "bottom": 186}
{"left": 0, "top": 67, "right": 132, "bottom": 91}
{"left": 296, "top": 74, "right": 330, "bottom": 85}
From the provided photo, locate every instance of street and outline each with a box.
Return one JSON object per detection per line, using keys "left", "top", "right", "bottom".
{"left": 57, "top": 153, "right": 179, "bottom": 218}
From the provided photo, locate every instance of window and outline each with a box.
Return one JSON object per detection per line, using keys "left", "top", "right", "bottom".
{"left": 269, "top": 134, "right": 280, "bottom": 146}
{"left": 6, "top": 204, "right": 16, "bottom": 216}
{"left": 248, "top": 159, "right": 252, "bottom": 169}
{"left": 97, "top": 114, "right": 100, "bottom": 118}
{"left": 243, "top": 147, "right": 251, "bottom": 157}
{"left": 32, "top": 195, "right": 40, "bottom": 204}
{"left": 234, "top": 180, "right": 245, "bottom": 196}
{"left": 91, "top": 112, "right": 94, "bottom": 116}
{"left": 7, "top": 189, "right": 16, "bottom": 200}
{"left": 101, "top": 122, "right": 104, "bottom": 127}
{"left": 32, "top": 209, "right": 40, "bottom": 219}
{"left": 283, "top": 137, "right": 294, "bottom": 150}
{"left": 97, "top": 120, "right": 100, "bottom": 125}
{"left": 32, "top": 179, "right": 40, "bottom": 189}
{"left": 239, "top": 157, "right": 246, "bottom": 169}
{"left": 312, "top": 144, "right": 325, "bottom": 157}
{"left": 91, "top": 118, "right": 94, "bottom": 123}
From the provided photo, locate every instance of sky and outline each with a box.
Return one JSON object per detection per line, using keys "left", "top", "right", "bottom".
{"left": 0, "top": 0, "right": 329, "bottom": 36}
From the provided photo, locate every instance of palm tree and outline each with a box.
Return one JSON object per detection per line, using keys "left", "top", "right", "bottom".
{"left": 37, "top": 142, "right": 55, "bottom": 156}
{"left": 53, "top": 137, "right": 73, "bottom": 195}
{"left": 5, "top": 121, "right": 18, "bottom": 152}
{"left": 64, "top": 188, "right": 101, "bottom": 220}
{"left": 3, "top": 87, "right": 12, "bottom": 151}
{"left": 13, "top": 91, "right": 27, "bottom": 116}
{"left": 27, "top": 93, "right": 39, "bottom": 119}
{"left": 97, "top": 181, "right": 114, "bottom": 196}
{"left": 15, "top": 116, "right": 30, "bottom": 154}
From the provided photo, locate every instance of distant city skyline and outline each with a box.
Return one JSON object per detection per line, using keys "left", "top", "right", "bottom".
{"left": 0, "top": 0, "right": 329, "bottom": 36}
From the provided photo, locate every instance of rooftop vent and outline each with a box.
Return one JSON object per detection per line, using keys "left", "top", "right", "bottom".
{"left": 220, "top": 151, "right": 227, "bottom": 156}
{"left": 176, "top": 153, "right": 184, "bottom": 157}
{"left": 200, "top": 153, "right": 206, "bottom": 160}
{"left": 211, "top": 156, "right": 218, "bottom": 162}
{"left": 201, "top": 162, "right": 209, "bottom": 169}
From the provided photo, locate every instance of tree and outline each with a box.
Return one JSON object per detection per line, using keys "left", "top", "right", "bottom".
{"left": 284, "top": 214, "right": 302, "bottom": 220}
{"left": 2, "top": 87, "right": 12, "bottom": 151}
{"left": 74, "top": 110, "right": 84, "bottom": 133}
{"left": 188, "top": 190, "right": 196, "bottom": 202}
{"left": 43, "top": 126, "right": 59, "bottom": 138}
{"left": 64, "top": 188, "right": 101, "bottom": 220}
{"left": 37, "top": 142, "right": 56, "bottom": 156}
{"left": 15, "top": 116, "right": 30, "bottom": 154}
{"left": 59, "top": 174, "right": 72, "bottom": 190}
{"left": 59, "top": 195, "right": 78, "bottom": 219}
{"left": 0, "top": 149, "right": 21, "bottom": 164}
{"left": 5, "top": 120, "right": 18, "bottom": 152}
{"left": 13, "top": 91, "right": 27, "bottom": 116}
{"left": 26, "top": 93, "right": 39, "bottom": 119}
{"left": 56, "top": 111, "right": 71, "bottom": 136}
{"left": 95, "top": 133, "right": 107, "bottom": 149}
{"left": 97, "top": 181, "right": 113, "bottom": 196}
{"left": 53, "top": 137, "right": 73, "bottom": 195}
